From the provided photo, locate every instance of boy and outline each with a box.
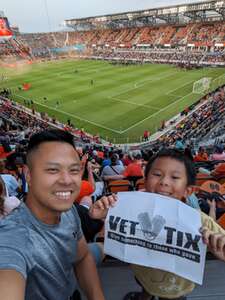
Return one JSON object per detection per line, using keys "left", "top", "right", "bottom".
{"left": 89, "top": 148, "right": 225, "bottom": 300}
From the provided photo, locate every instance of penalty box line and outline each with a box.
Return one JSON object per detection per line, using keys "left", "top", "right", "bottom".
{"left": 166, "top": 80, "right": 195, "bottom": 97}
{"left": 14, "top": 94, "right": 122, "bottom": 134}
{"left": 120, "top": 91, "right": 194, "bottom": 134}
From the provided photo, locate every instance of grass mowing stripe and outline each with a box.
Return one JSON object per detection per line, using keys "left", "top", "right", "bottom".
{"left": 14, "top": 93, "right": 122, "bottom": 134}
{"left": 108, "top": 96, "right": 160, "bottom": 110}
{"left": 120, "top": 91, "right": 194, "bottom": 134}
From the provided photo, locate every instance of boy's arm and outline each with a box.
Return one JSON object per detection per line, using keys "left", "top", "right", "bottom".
{"left": 88, "top": 194, "right": 117, "bottom": 220}
{"left": 201, "top": 228, "right": 225, "bottom": 261}
{"left": 74, "top": 237, "right": 105, "bottom": 300}
{"left": 0, "top": 270, "right": 25, "bottom": 300}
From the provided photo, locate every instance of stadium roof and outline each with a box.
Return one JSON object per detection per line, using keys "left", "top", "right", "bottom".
{"left": 65, "top": 0, "right": 225, "bottom": 30}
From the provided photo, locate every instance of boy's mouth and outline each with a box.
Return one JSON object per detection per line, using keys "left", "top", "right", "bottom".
{"left": 158, "top": 191, "right": 172, "bottom": 197}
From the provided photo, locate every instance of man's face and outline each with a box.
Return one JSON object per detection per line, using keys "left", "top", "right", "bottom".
{"left": 26, "top": 141, "right": 81, "bottom": 223}
{"left": 145, "top": 157, "right": 191, "bottom": 201}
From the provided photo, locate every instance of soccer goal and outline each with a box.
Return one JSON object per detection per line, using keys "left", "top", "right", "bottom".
{"left": 192, "top": 77, "right": 212, "bottom": 94}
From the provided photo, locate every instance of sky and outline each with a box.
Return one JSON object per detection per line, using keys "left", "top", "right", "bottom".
{"left": 1, "top": 0, "right": 205, "bottom": 33}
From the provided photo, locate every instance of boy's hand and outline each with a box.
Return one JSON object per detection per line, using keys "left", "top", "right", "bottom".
{"left": 89, "top": 194, "right": 117, "bottom": 220}
{"left": 201, "top": 227, "right": 225, "bottom": 262}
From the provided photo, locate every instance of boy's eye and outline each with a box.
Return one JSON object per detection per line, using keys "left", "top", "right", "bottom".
{"left": 172, "top": 176, "right": 180, "bottom": 180}
{"left": 152, "top": 172, "right": 161, "bottom": 177}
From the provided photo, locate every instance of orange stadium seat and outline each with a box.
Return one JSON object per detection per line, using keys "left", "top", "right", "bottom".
{"left": 199, "top": 180, "right": 225, "bottom": 195}
{"left": 107, "top": 180, "right": 132, "bottom": 193}
{"left": 195, "top": 173, "right": 214, "bottom": 186}
{"left": 135, "top": 178, "right": 145, "bottom": 191}
{"left": 217, "top": 176, "right": 225, "bottom": 185}
{"left": 218, "top": 213, "right": 225, "bottom": 229}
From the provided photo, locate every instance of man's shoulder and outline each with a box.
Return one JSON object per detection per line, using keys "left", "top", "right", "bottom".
{"left": 0, "top": 204, "right": 32, "bottom": 244}
{"left": 0, "top": 218, "right": 31, "bottom": 251}
{"left": 64, "top": 205, "right": 80, "bottom": 223}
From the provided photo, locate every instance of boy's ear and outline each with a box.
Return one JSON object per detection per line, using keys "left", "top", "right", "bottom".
{"left": 185, "top": 186, "right": 194, "bottom": 197}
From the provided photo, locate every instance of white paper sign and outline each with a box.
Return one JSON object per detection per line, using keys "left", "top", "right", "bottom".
{"left": 104, "top": 191, "right": 206, "bottom": 284}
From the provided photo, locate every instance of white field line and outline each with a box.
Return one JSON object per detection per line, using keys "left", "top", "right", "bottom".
{"left": 166, "top": 80, "right": 195, "bottom": 95}
{"left": 14, "top": 94, "right": 122, "bottom": 134}
{"left": 212, "top": 73, "right": 225, "bottom": 83}
{"left": 134, "top": 71, "right": 177, "bottom": 88}
{"left": 120, "top": 91, "right": 193, "bottom": 134}
{"left": 110, "top": 71, "right": 177, "bottom": 99}
{"left": 109, "top": 96, "right": 160, "bottom": 110}
{"left": 167, "top": 93, "right": 182, "bottom": 98}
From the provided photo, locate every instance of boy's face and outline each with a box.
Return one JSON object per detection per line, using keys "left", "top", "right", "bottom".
{"left": 145, "top": 156, "right": 192, "bottom": 201}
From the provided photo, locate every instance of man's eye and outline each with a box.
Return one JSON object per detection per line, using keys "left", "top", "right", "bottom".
{"left": 70, "top": 169, "right": 80, "bottom": 174}
{"left": 46, "top": 168, "right": 58, "bottom": 173}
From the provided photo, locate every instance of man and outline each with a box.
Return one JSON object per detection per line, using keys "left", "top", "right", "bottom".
{"left": 0, "top": 129, "right": 105, "bottom": 300}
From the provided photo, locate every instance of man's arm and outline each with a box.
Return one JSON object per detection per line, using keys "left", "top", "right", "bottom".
{"left": 0, "top": 270, "right": 25, "bottom": 300}
{"left": 74, "top": 237, "right": 105, "bottom": 300}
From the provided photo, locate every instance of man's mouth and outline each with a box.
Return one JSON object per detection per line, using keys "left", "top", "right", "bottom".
{"left": 54, "top": 191, "right": 73, "bottom": 200}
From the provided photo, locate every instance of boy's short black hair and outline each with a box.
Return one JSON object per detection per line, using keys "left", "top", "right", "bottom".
{"left": 144, "top": 148, "right": 196, "bottom": 186}
{"left": 26, "top": 129, "right": 75, "bottom": 166}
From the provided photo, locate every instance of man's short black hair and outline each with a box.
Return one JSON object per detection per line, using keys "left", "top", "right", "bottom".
{"left": 144, "top": 148, "right": 196, "bottom": 186}
{"left": 26, "top": 129, "right": 75, "bottom": 166}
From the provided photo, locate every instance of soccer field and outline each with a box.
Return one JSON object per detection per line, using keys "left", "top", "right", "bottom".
{"left": 1, "top": 59, "right": 225, "bottom": 143}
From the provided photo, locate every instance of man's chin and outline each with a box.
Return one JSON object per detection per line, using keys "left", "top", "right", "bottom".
{"left": 53, "top": 201, "right": 74, "bottom": 213}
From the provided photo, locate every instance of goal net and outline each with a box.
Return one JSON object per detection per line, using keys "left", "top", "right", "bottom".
{"left": 192, "top": 77, "right": 212, "bottom": 94}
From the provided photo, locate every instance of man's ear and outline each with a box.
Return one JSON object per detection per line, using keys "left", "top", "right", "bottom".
{"left": 24, "top": 165, "right": 31, "bottom": 186}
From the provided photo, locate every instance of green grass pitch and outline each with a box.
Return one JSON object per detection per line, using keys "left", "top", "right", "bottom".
{"left": 1, "top": 59, "right": 225, "bottom": 143}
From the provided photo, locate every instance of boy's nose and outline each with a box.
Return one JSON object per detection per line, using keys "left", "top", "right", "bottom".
{"left": 159, "top": 176, "right": 170, "bottom": 186}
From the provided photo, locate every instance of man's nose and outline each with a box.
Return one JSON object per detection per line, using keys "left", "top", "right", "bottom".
{"left": 59, "top": 171, "right": 73, "bottom": 185}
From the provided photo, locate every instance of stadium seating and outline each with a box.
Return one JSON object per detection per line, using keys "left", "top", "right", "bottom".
{"left": 199, "top": 180, "right": 225, "bottom": 195}
{"left": 107, "top": 180, "right": 133, "bottom": 193}
{"left": 1, "top": 20, "right": 223, "bottom": 64}
{"left": 135, "top": 178, "right": 145, "bottom": 191}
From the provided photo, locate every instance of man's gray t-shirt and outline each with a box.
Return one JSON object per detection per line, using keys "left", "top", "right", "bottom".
{"left": 0, "top": 203, "right": 83, "bottom": 300}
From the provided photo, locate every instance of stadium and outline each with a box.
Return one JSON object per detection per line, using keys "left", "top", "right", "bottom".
{"left": 0, "top": 0, "right": 225, "bottom": 299}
